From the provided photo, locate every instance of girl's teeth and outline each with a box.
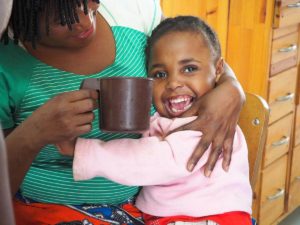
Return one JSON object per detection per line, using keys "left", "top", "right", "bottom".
{"left": 170, "top": 97, "right": 187, "bottom": 103}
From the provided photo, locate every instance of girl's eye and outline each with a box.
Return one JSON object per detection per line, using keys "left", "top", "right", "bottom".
{"left": 183, "top": 66, "right": 197, "bottom": 73}
{"left": 152, "top": 71, "right": 167, "bottom": 79}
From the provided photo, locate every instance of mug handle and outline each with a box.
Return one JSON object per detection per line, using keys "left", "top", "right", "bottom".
{"left": 80, "top": 78, "right": 101, "bottom": 90}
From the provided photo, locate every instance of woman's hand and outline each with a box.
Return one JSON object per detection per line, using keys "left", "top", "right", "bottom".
{"left": 5, "top": 89, "right": 98, "bottom": 194}
{"left": 172, "top": 63, "right": 245, "bottom": 176}
{"left": 23, "top": 89, "right": 98, "bottom": 147}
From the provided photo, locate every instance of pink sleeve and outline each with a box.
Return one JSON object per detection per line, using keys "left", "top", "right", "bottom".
{"left": 73, "top": 130, "right": 206, "bottom": 186}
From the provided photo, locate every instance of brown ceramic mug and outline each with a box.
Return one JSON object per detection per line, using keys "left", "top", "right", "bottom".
{"left": 81, "top": 77, "right": 153, "bottom": 133}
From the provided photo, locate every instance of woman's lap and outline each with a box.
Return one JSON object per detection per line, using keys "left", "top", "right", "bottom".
{"left": 13, "top": 196, "right": 144, "bottom": 225}
{"left": 13, "top": 194, "right": 251, "bottom": 225}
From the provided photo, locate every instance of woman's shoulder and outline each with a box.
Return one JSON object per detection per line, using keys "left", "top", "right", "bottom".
{"left": 99, "top": 0, "right": 162, "bottom": 35}
{"left": 0, "top": 41, "right": 36, "bottom": 69}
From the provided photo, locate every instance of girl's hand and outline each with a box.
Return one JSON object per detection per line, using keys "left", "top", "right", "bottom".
{"left": 23, "top": 89, "right": 98, "bottom": 148}
{"left": 56, "top": 139, "right": 77, "bottom": 156}
{"left": 171, "top": 64, "right": 245, "bottom": 176}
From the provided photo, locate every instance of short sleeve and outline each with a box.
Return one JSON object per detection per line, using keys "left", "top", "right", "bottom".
{"left": 0, "top": 68, "right": 15, "bottom": 129}
{"left": 0, "top": 42, "right": 33, "bottom": 130}
{"left": 99, "top": 0, "right": 162, "bottom": 35}
{"left": 136, "top": 0, "right": 162, "bottom": 35}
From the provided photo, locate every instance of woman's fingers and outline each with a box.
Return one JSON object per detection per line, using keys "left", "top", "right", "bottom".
{"left": 204, "top": 144, "right": 223, "bottom": 177}
{"left": 177, "top": 114, "right": 234, "bottom": 177}
{"left": 75, "top": 123, "right": 93, "bottom": 136}
{"left": 75, "top": 112, "right": 95, "bottom": 126}
{"left": 54, "top": 90, "right": 98, "bottom": 118}
{"left": 71, "top": 98, "right": 98, "bottom": 114}
{"left": 221, "top": 128, "right": 235, "bottom": 171}
{"left": 64, "top": 89, "right": 99, "bottom": 102}
{"left": 187, "top": 134, "right": 212, "bottom": 172}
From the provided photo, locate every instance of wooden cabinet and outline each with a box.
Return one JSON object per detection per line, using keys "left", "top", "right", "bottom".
{"left": 160, "top": 0, "right": 300, "bottom": 224}
{"left": 226, "top": 1, "right": 300, "bottom": 224}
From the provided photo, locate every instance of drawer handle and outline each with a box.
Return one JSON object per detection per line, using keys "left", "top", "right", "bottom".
{"left": 275, "top": 93, "right": 295, "bottom": 102}
{"left": 272, "top": 136, "right": 290, "bottom": 147}
{"left": 267, "top": 188, "right": 285, "bottom": 201}
{"left": 278, "top": 44, "right": 297, "bottom": 53}
{"left": 288, "top": 2, "right": 300, "bottom": 8}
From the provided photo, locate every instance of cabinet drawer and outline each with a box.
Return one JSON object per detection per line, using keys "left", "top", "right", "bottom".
{"left": 259, "top": 155, "right": 288, "bottom": 225}
{"left": 294, "top": 105, "right": 300, "bottom": 146}
{"left": 274, "top": 0, "right": 300, "bottom": 28}
{"left": 268, "top": 67, "right": 297, "bottom": 124}
{"left": 288, "top": 145, "right": 300, "bottom": 211}
{"left": 273, "top": 25, "right": 299, "bottom": 40}
{"left": 270, "top": 32, "right": 298, "bottom": 75}
{"left": 264, "top": 113, "right": 293, "bottom": 167}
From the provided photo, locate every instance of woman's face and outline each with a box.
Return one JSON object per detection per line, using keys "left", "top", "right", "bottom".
{"left": 37, "top": 0, "right": 100, "bottom": 49}
{"left": 148, "top": 31, "right": 223, "bottom": 118}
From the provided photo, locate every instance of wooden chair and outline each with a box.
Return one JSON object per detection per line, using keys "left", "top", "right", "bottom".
{"left": 238, "top": 92, "right": 270, "bottom": 190}
{"left": 0, "top": 127, "right": 16, "bottom": 225}
{"left": 238, "top": 93, "right": 269, "bottom": 224}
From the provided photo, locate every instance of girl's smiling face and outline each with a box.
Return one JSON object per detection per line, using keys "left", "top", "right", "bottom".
{"left": 148, "top": 31, "right": 223, "bottom": 118}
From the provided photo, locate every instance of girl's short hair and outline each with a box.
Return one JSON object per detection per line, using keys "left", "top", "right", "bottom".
{"left": 145, "top": 16, "right": 221, "bottom": 69}
{"left": 1, "top": 0, "right": 99, "bottom": 48}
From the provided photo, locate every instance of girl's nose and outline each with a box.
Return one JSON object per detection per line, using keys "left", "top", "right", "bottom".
{"left": 165, "top": 76, "right": 184, "bottom": 91}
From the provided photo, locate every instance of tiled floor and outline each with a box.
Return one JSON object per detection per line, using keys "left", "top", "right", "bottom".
{"left": 278, "top": 207, "right": 300, "bottom": 225}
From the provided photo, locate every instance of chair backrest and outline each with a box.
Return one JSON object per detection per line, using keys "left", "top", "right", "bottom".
{"left": 0, "top": 126, "right": 16, "bottom": 225}
{"left": 238, "top": 92, "right": 270, "bottom": 189}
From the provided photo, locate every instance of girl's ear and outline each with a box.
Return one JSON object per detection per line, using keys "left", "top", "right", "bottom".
{"left": 215, "top": 57, "right": 224, "bottom": 83}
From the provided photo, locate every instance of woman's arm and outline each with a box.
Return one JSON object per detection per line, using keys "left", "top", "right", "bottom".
{"left": 5, "top": 89, "right": 98, "bottom": 195}
{"left": 172, "top": 62, "right": 245, "bottom": 176}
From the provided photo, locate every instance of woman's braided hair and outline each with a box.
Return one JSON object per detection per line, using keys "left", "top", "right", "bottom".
{"left": 1, "top": 0, "right": 100, "bottom": 48}
{"left": 145, "top": 16, "right": 221, "bottom": 70}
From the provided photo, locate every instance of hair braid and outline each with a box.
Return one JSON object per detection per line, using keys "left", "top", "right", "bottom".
{"left": 71, "top": 0, "right": 80, "bottom": 23}
{"left": 63, "top": 0, "right": 72, "bottom": 29}
{"left": 82, "top": 0, "right": 88, "bottom": 15}
{"left": 44, "top": 1, "right": 50, "bottom": 35}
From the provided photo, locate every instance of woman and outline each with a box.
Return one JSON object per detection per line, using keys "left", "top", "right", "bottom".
{"left": 0, "top": 0, "right": 244, "bottom": 224}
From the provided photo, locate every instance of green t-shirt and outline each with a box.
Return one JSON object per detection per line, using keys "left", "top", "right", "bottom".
{"left": 0, "top": 26, "right": 155, "bottom": 204}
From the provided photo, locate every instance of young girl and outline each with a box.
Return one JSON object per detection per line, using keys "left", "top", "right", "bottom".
{"left": 59, "top": 16, "right": 252, "bottom": 225}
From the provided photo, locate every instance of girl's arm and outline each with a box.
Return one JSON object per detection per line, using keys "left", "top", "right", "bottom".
{"left": 171, "top": 62, "right": 245, "bottom": 176}
{"left": 68, "top": 130, "right": 207, "bottom": 186}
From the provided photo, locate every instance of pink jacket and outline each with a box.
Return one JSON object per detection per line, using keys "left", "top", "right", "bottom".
{"left": 73, "top": 113, "right": 252, "bottom": 217}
